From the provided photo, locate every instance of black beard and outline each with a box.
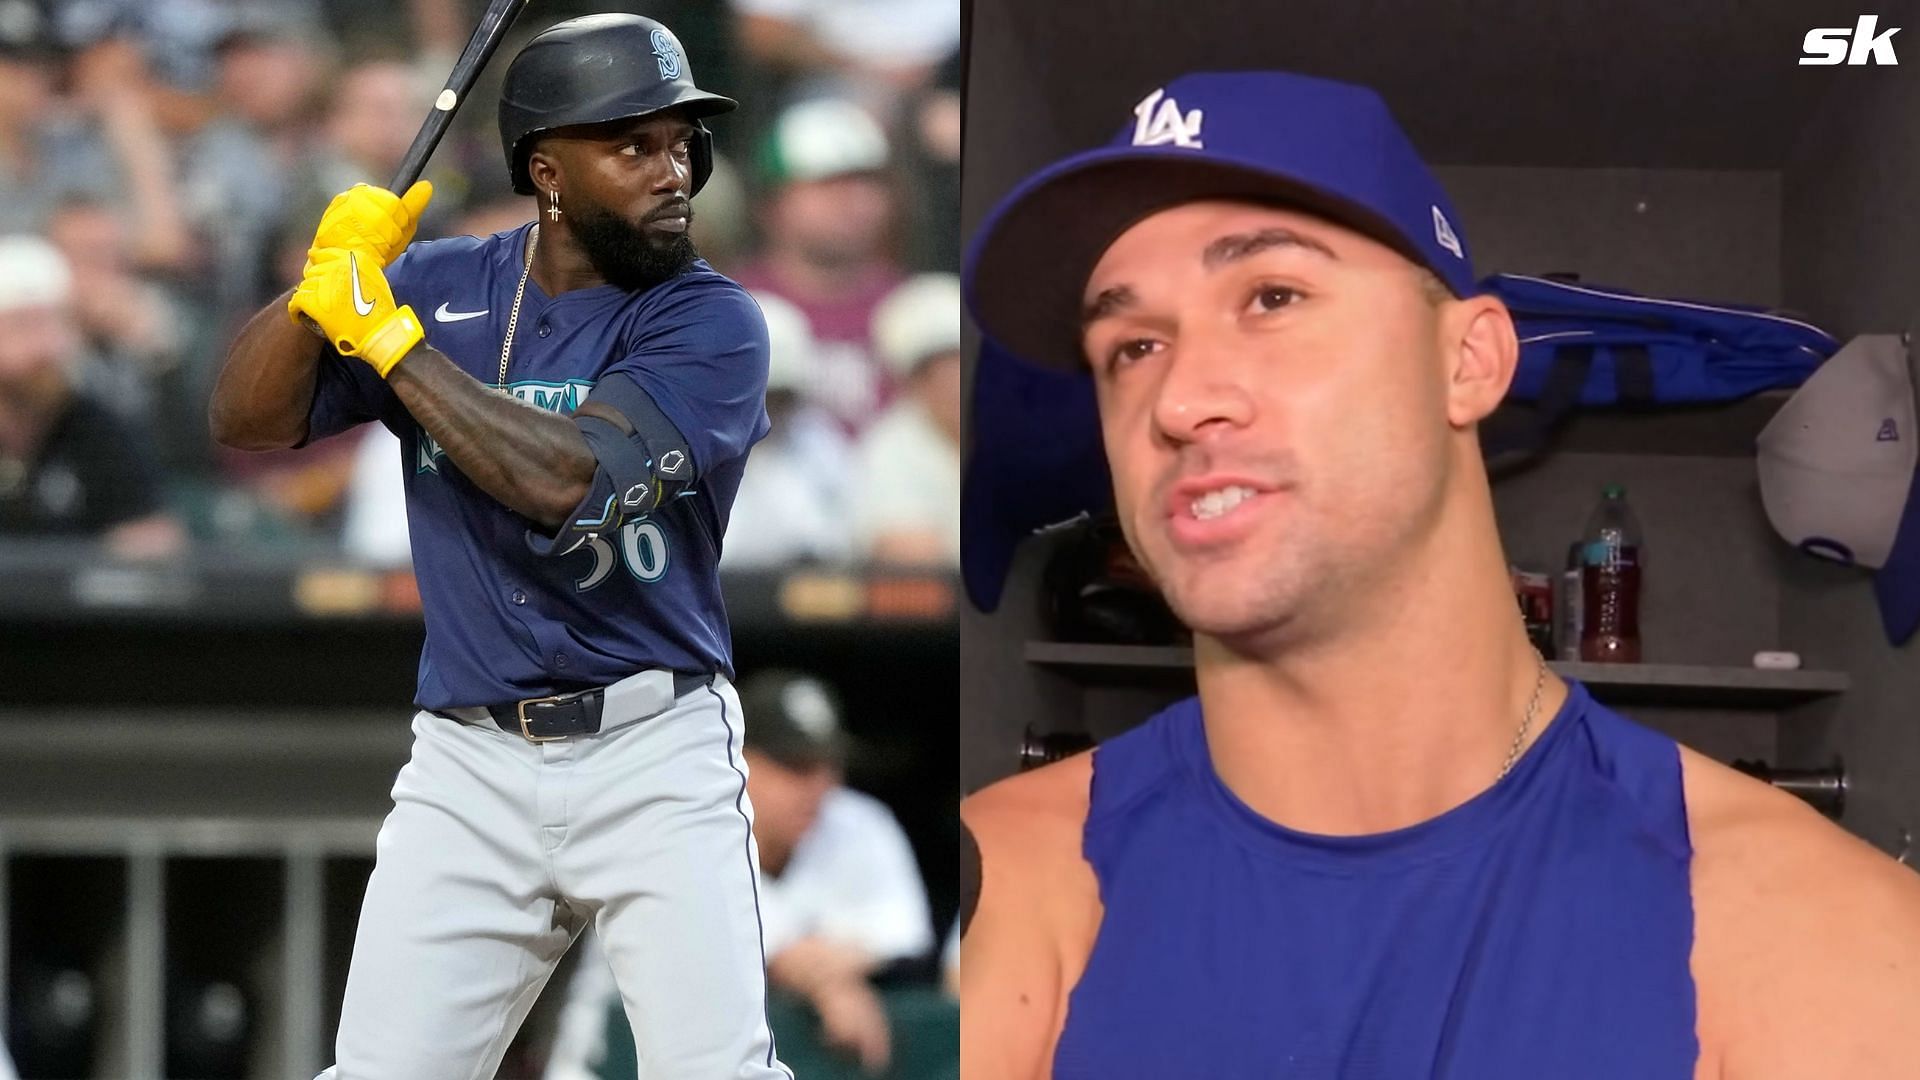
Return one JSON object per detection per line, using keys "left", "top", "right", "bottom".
{"left": 568, "top": 199, "right": 698, "bottom": 292}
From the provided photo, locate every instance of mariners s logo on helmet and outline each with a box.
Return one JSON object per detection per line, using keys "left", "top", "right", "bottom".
{"left": 651, "top": 28, "right": 681, "bottom": 79}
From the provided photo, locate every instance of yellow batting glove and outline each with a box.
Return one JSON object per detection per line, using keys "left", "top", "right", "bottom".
{"left": 288, "top": 248, "right": 424, "bottom": 378}
{"left": 310, "top": 181, "right": 434, "bottom": 268}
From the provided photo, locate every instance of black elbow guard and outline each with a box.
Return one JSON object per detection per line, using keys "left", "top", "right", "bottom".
{"left": 525, "top": 377, "right": 697, "bottom": 558}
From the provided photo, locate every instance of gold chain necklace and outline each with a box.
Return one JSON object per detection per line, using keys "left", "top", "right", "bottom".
{"left": 497, "top": 224, "right": 540, "bottom": 389}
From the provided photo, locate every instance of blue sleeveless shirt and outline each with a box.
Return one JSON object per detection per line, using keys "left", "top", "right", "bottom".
{"left": 1053, "top": 681, "right": 1698, "bottom": 1079}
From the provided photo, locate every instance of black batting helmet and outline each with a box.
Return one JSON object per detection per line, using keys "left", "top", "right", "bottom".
{"left": 497, "top": 13, "right": 737, "bottom": 197}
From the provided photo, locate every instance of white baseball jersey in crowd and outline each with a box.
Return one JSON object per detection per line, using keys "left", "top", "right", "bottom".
{"left": 852, "top": 401, "right": 961, "bottom": 564}
{"left": 760, "top": 785, "right": 934, "bottom": 960}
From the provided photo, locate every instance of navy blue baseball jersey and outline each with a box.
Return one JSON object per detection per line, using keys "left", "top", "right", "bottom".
{"left": 303, "top": 223, "right": 771, "bottom": 709}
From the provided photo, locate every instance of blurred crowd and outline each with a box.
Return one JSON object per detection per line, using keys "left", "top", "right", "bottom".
{"left": 0, "top": 0, "right": 961, "bottom": 570}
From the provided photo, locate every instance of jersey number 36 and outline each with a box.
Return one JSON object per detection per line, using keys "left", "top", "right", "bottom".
{"left": 575, "top": 521, "right": 670, "bottom": 590}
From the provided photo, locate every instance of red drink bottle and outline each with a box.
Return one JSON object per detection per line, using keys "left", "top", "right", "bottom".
{"left": 1579, "top": 484, "right": 1643, "bottom": 663}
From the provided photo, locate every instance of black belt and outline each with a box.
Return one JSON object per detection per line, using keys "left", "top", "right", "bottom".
{"left": 484, "top": 671, "right": 711, "bottom": 741}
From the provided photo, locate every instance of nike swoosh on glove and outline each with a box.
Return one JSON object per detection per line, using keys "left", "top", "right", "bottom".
{"left": 288, "top": 248, "right": 424, "bottom": 378}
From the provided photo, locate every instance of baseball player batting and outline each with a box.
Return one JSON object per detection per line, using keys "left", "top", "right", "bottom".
{"left": 208, "top": 15, "right": 790, "bottom": 1079}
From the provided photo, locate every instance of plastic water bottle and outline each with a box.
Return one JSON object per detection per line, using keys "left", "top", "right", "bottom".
{"left": 1579, "top": 485, "right": 1643, "bottom": 663}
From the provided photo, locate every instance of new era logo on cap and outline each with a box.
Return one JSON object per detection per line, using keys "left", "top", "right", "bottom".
{"left": 1433, "top": 206, "right": 1464, "bottom": 260}
{"left": 1879, "top": 417, "right": 1901, "bottom": 442}
{"left": 1131, "top": 88, "right": 1204, "bottom": 149}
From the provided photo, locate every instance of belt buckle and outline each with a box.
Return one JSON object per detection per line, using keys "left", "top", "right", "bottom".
{"left": 517, "top": 694, "right": 571, "bottom": 742}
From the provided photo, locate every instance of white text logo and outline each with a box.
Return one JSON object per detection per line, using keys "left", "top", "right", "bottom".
{"left": 1131, "top": 88, "right": 1204, "bottom": 149}
{"left": 1801, "top": 15, "right": 1900, "bottom": 65}
{"left": 1432, "top": 207, "right": 1464, "bottom": 260}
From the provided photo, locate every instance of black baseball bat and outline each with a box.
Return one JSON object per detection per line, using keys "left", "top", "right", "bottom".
{"left": 388, "top": 0, "right": 535, "bottom": 192}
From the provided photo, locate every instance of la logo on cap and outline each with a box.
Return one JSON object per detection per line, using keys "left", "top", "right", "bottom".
{"left": 1132, "top": 88, "right": 1204, "bottom": 149}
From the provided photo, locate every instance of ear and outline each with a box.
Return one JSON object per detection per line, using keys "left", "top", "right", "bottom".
{"left": 527, "top": 149, "right": 561, "bottom": 197}
{"left": 1442, "top": 295, "right": 1519, "bottom": 429}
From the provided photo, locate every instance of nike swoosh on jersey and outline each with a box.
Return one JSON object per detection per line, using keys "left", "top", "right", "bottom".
{"left": 434, "top": 303, "right": 490, "bottom": 323}
{"left": 349, "top": 253, "right": 375, "bottom": 316}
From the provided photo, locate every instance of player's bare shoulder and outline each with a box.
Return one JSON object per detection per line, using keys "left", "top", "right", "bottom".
{"left": 1683, "top": 745, "right": 1920, "bottom": 1079}
{"left": 963, "top": 752, "right": 1100, "bottom": 919}
{"left": 959, "top": 753, "right": 1101, "bottom": 1080}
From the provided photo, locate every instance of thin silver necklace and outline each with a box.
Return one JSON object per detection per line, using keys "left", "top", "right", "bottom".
{"left": 497, "top": 223, "right": 540, "bottom": 388}
{"left": 1496, "top": 651, "right": 1550, "bottom": 781}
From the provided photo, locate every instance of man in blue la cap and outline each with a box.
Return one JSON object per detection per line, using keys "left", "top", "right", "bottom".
{"left": 960, "top": 71, "right": 1920, "bottom": 1079}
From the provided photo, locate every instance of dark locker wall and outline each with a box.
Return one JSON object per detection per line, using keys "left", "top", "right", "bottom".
{"left": 1784, "top": 25, "right": 1920, "bottom": 338}
{"left": 1776, "top": 47, "right": 1920, "bottom": 859}
{"left": 1436, "top": 168, "right": 1781, "bottom": 303}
